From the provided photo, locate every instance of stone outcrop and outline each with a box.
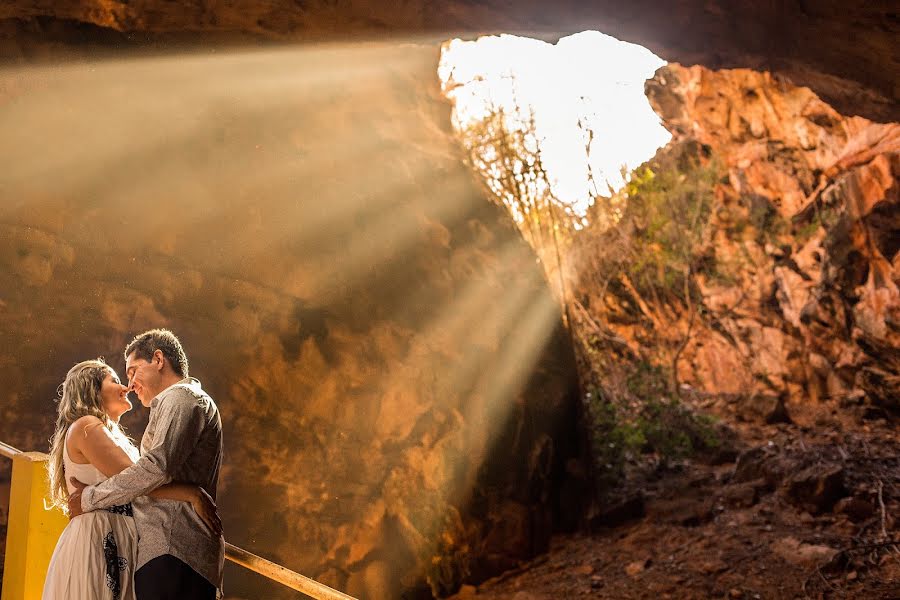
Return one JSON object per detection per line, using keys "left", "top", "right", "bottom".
{"left": 639, "top": 65, "right": 899, "bottom": 416}
{"left": 0, "top": 44, "right": 586, "bottom": 598}
{"left": 0, "top": 1, "right": 897, "bottom": 122}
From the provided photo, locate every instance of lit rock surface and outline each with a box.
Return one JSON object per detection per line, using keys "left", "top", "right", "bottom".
{"left": 644, "top": 64, "right": 900, "bottom": 414}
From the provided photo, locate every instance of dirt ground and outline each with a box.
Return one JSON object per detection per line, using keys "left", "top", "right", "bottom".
{"left": 450, "top": 398, "right": 900, "bottom": 600}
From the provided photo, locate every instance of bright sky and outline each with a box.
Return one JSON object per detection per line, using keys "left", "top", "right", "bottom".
{"left": 439, "top": 31, "right": 671, "bottom": 216}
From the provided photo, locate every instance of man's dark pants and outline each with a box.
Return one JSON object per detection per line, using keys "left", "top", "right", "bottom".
{"left": 135, "top": 555, "right": 216, "bottom": 600}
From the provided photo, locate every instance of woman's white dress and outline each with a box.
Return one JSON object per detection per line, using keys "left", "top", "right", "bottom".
{"left": 42, "top": 428, "right": 140, "bottom": 600}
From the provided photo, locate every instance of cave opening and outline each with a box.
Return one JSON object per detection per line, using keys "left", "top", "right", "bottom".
{"left": 439, "top": 31, "right": 672, "bottom": 219}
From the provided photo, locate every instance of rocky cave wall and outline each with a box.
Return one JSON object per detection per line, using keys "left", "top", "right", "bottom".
{"left": 572, "top": 63, "right": 898, "bottom": 423}
{"left": 652, "top": 64, "right": 899, "bottom": 415}
{"left": 0, "top": 40, "right": 586, "bottom": 600}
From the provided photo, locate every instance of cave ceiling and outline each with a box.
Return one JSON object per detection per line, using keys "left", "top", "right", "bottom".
{"left": 0, "top": 0, "right": 897, "bottom": 122}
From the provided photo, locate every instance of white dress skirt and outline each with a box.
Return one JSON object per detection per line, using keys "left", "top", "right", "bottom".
{"left": 42, "top": 428, "right": 139, "bottom": 600}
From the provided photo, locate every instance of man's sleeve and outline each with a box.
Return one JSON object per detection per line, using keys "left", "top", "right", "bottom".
{"left": 81, "top": 389, "right": 205, "bottom": 511}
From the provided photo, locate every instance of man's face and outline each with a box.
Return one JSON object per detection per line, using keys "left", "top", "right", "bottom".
{"left": 125, "top": 351, "right": 159, "bottom": 407}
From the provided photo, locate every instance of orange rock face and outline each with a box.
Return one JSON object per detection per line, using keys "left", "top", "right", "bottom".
{"left": 644, "top": 64, "right": 900, "bottom": 414}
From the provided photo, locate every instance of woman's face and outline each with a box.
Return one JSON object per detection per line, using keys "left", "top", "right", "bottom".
{"left": 99, "top": 370, "right": 132, "bottom": 421}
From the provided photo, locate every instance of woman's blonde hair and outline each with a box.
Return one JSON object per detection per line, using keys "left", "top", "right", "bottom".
{"left": 47, "top": 358, "right": 128, "bottom": 514}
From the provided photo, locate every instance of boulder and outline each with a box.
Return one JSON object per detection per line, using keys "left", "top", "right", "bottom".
{"left": 784, "top": 463, "right": 846, "bottom": 513}
{"left": 771, "top": 536, "right": 839, "bottom": 568}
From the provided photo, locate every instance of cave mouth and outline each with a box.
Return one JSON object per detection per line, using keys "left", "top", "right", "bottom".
{"left": 438, "top": 30, "right": 672, "bottom": 222}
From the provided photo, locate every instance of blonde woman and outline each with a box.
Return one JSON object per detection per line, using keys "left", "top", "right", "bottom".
{"left": 42, "top": 359, "right": 219, "bottom": 600}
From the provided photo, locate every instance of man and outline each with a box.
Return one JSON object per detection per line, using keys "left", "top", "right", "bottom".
{"left": 69, "top": 328, "right": 224, "bottom": 599}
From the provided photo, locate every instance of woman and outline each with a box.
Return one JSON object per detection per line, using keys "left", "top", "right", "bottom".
{"left": 42, "top": 359, "right": 218, "bottom": 600}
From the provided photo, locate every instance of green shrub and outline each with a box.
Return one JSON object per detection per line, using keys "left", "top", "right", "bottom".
{"left": 616, "top": 145, "right": 721, "bottom": 303}
{"left": 588, "top": 361, "right": 720, "bottom": 491}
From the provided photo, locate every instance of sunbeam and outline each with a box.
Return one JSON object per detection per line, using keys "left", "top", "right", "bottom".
{"left": 0, "top": 36, "right": 576, "bottom": 600}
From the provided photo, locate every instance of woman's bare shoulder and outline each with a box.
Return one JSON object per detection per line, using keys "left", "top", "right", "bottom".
{"left": 69, "top": 414, "right": 104, "bottom": 433}
{"left": 68, "top": 415, "right": 109, "bottom": 446}
{"left": 66, "top": 415, "right": 105, "bottom": 462}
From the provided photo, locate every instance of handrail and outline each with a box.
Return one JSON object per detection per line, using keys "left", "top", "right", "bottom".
{"left": 225, "top": 543, "right": 356, "bottom": 600}
{"left": 0, "top": 441, "right": 21, "bottom": 459}
{"left": 0, "top": 440, "right": 358, "bottom": 600}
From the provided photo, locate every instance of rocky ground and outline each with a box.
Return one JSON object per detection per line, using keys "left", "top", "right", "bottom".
{"left": 449, "top": 396, "right": 900, "bottom": 600}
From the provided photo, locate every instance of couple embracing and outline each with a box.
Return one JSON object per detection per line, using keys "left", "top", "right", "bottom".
{"left": 42, "top": 328, "right": 225, "bottom": 600}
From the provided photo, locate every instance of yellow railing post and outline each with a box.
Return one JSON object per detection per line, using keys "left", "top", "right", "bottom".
{"left": 1, "top": 451, "right": 67, "bottom": 600}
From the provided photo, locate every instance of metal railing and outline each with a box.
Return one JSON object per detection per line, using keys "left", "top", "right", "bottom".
{"left": 1, "top": 440, "right": 357, "bottom": 600}
{"left": 225, "top": 543, "right": 356, "bottom": 600}
{"left": 0, "top": 441, "right": 21, "bottom": 460}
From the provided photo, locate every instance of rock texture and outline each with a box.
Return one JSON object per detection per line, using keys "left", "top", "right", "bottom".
{"left": 639, "top": 64, "right": 899, "bottom": 416}
{"left": 0, "top": 44, "right": 586, "bottom": 598}
{"left": 0, "top": 1, "right": 897, "bottom": 122}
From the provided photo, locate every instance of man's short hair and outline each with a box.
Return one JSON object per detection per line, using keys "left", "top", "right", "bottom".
{"left": 125, "top": 328, "right": 189, "bottom": 378}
